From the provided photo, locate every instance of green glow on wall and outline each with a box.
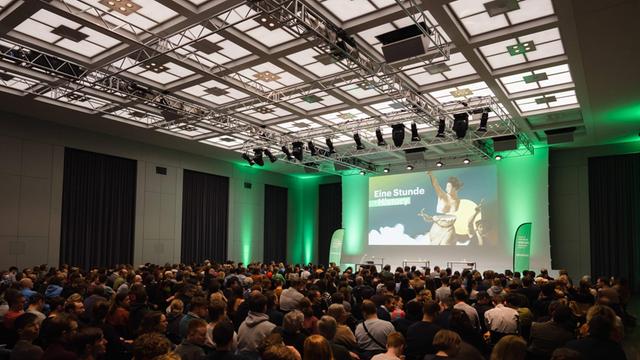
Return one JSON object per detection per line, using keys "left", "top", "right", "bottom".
{"left": 289, "top": 177, "right": 319, "bottom": 264}
{"left": 600, "top": 102, "right": 640, "bottom": 124}
{"left": 497, "top": 147, "right": 549, "bottom": 261}
{"left": 341, "top": 175, "right": 368, "bottom": 256}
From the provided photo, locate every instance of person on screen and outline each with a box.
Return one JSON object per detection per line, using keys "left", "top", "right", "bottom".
{"left": 427, "top": 171, "right": 462, "bottom": 214}
{"left": 458, "top": 201, "right": 487, "bottom": 246}
{"left": 417, "top": 209, "right": 456, "bottom": 246}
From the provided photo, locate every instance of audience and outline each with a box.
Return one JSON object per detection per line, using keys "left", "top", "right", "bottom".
{"left": 0, "top": 261, "right": 634, "bottom": 360}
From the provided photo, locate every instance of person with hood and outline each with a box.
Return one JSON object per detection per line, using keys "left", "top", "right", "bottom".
{"left": 45, "top": 276, "right": 64, "bottom": 299}
{"left": 486, "top": 278, "right": 505, "bottom": 299}
{"left": 238, "top": 291, "right": 276, "bottom": 357}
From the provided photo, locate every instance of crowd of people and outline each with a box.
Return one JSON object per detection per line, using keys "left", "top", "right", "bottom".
{"left": 0, "top": 261, "right": 634, "bottom": 360}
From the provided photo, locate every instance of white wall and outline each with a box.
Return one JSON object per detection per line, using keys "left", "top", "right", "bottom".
{"left": 0, "top": 113, "right": 296, "bottom": 269}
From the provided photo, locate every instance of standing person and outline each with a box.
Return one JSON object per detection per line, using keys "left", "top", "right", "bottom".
{"left": 435, "top": 278, "right": 451, "bottom": 303}
{"left": 10, "top": 313, "right": 44, "bottom": 360}
{"left": 564, "top": 315, "right": 626, "bottom": 360}
{"left": 452, "top": 288, "right": 480, "bottom": 330}
{"left": 317, "top": 316, "right": 352, "bottom": 360}
{"left": 405, "top": 300, "right": 442, "bottom": 360}
{"left": 237, "top": 292, "right": 277, "bottom": 356}
{"left": 41, "top": 314, "right": 80, "bottom": 360}
{"left": 528, "top": 304, "right": 576, "bottom": 358}
{"left": 371, "top": 332, "right": 404, "bottom": 360}
{"left": 179, "top": 297, "right": 209, "bottom": 340}
{"left": 280, "top": 278, "right": 305, "bottom": 313}
{"left": 355, "top": 300, "right": 395, "bottom": 360}
{"left": 326, "top": 304, "right": 357, "bottom": 351}
{"left": 209, "top": 321, "right": 247, "bottom": 360}
{"left": 484, "top": 295, "right": 519, "bottom": 344}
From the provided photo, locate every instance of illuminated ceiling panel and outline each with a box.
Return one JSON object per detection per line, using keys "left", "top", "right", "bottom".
{"left": 450, "top": 0, "right": 554, "bottom": 36}
{"left": 479, "top": 28, "right": 564, "bottom": 69}
{"left": 499, "top": 64, "right": 573, "bottom": 94}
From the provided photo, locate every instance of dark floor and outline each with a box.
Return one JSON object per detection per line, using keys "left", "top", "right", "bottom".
{"left": 623, "top": 298, "right": 640, "bottom": 360}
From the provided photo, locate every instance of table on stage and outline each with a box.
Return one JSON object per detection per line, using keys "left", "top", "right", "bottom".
{"left": 355, "top": 258, "right": 384, "bottom": 271}
{"left": 446, "top": 260, "right": 476, "bottom": 271}
{"left": 402, "top": 259, "right": 430, "bottom": 270}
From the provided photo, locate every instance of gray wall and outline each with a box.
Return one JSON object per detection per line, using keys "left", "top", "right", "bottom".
{"left": 549, "top": 141, "right": 640, "bottom": 277}
{"left": 0, "top": 112, "right": 306, "bottom": 269}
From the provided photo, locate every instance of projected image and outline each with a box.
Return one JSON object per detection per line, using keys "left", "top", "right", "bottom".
{"left": 368, "top": 166, "right": 498, "bottom": 246}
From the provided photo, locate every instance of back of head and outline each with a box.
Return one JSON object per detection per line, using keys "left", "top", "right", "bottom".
{"left": 209, "top": 299, "right": 226, "bottom": 322}
{"left": 43, "top": 313, "right": 74, "bottom": 343}
{"left": 423, "top": 300, "right": 440, "bottom": 318}
{"left": 453, "top": 288, "right": 468, "bottom": 302}
{"left": 386, "top": 332, "right": 405, "bottom": 349}
{"left": 70, "top": 327, "right": 103, "bottom": 356}
{"left": 283, "top": 310, "right": 304, "bottom": 333}
{"left": 212, "top": 321, "right": 235, "bottom": 348}
{"left": 317, "top": 315, "right": 337, "bottom": 340}
{"left": 490, "top": 335, "right": 526, "bottom": 360}
{"left": 552, "top": 304, "right": 572, "bottom": 324}
{"left": 304, "top": 334, "right": 333, "bottom": 360}
{"left": 14, "top": 313, "right": 39, "bottom": 337}
{"left": 432, "top": 330, "right": 461, "bottom": 356}
{"left": 405, "top": 300, "right": 423, "bottom": 321}
{"left": 361, "top": 300, "right": 377, "bottom": 317}
{"left": 249, "top": 292, "right": 268, "bottom": 313}
{"left": 587, "top": 315, "right": 613, "bottom": 340}
{"left": 132, "top": 333, "right": 172, "bottom": 360}
{"left": 326, "top": 304, "right": 346, "bottom": 322}
{"left": 550, "top": 348, "right": 582, "bottom": 360}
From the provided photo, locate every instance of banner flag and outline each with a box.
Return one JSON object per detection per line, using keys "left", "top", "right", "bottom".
{"left": 328, "top": 228, "right": 345, "bottom": 266}
{"left": 513, "top": 222, "right": 532, "bottom": 272}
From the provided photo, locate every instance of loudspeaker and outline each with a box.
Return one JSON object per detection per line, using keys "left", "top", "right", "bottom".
{"left": 493, "top": 135, "right": 518, "bottom": 151}
{"left": 377, "top": 23, "right": 431, "bottom": 64}
{"left": 545, "top": 127, "right": 575, "bottom": 144}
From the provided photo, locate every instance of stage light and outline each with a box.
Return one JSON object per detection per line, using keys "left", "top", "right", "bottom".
{"left": 495, "top": 154, "right": 503, "bottom": 161}
{"left": 477, "top": 110, "right": 489, "bottom": 132}
{"left": 436, "top": 160, "right": 444, "bottom": 167}
{"left": 325, "top": 138, "right": 335, "bottom": 154}
{"left": 436, "top": 117, "right": 446, "bottom": 138}
{"left": 307, "top": 141, "right": 318, "bottom": 156}
{"left": 436, "top": 117, "right": 447, "bottom": 137}
{"left": 353, "top": 133, "right": 365, "bottom": 150}
{"left": 375, "top": 128, "right": 387, "bottom": 146}
{"left": 253, "top": 148, "right": 264, "bottom": 166}
{"left": 406, "top": 164, "right": 414, "bottom": 170}
{"left": 391, "top": 124, "right": 405, "bottom": 147}
{"left": 242, "top": 153, "right": 255, "bottom": 166}
{"left": 463, "top": 158, "right": 471, "bottom": 164}
{"left": 281, "top": 145, "right": 294, "bottom": 161}
{"left": 383, "top": 167, "right": 390, "bottom": 173}
{"left": 359, "top": 170, "right": 366, "bottom": 176}
{"left": 292, "top": 141, "right": 304, "bottom": 161}
{"left": 264, "top": 149, "right": 277, "bottom": 163}
{"left": 453, "top": 113, "right": 469, "bottom": 139}
{"left": 411, "top": 123, "right": 421, "bottom": 141}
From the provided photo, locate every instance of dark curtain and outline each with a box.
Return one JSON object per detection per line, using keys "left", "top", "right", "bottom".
{"left": 263, "top": 185, "right": 288, "bottom": 263}
{"left": 318, "top": 182, "right": 342, "bottom": 266}
{"left": 588, "top": 153, "right": 640, "bottom": 291}
{"left": 60, "top": 148, "right": 137, "bottom": 269}
{"left": 181, "top": 169, "right": 229, "bottom": 264}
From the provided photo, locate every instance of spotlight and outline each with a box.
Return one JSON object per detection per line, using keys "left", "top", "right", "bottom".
{"left": 292, "top": 141, "right": 304, "bottom": 161}
{"left": 264, "top": 149, "right": 277, "bottom": 163}
{"left": 359, "top": 170, "right": 366, "bottom": 176}
{"left": 436, "top": 117, "right": 446, "bottom": 138}
{"left": 391, "top": 124, "right": 405, "bottom": 147}
{"left": 477, "top": 110, "right": 489, "bottom": 132}
{"left": 375, "top": 128, "right": 387, "bottom": 146}
{"left": 495, "top": 154, "right": 503, "bottom": 161}
{"left": 411, "top": 123, "right": 421, "bottom": 141}
{"left": 281, "top": 145, "right": 294, "bottom": 161}
{"left": 353, "top": 133, "right": 365, "bottom": 150}
{"left": 325, "top": 138, "right": 335, "bottom": 154}
{"left": 436, "top": 161, "right": 444, "bottom": 167}
{"left": 463, "top": 158, "right": 471, "bottom": 164}
{"left": 242, "top": 153, "right": 255, "bottom": 166}
{"left": 308, "top": 141, "right": 318, "bottom": 156}
{"left": 406, "top": 164, "right": 414, "bottom": 171}
{"left": 253, "top": 148, "right": 264, "bottom": 166}
{"left": 453, "top": 112, "right": 469, "bottom": 139}
{"left": 383, "top": 167, "right": 390, "bottom": 173}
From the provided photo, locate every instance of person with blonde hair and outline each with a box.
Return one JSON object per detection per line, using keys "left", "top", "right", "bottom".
{"left": 490, "top": 335, "right": 526, "bottom": 360}
{"left": 371, "top": 332, "right": 404, "bottom": 360}
{"left": 304, "top": 334, "right": 334, "bottom": 360}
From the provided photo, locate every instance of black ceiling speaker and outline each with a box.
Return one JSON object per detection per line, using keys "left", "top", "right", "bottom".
{"left": 452, "top": 113, "right": 469, "bottom": 139}
{"left": 292, "top": 141, "right": 304, "bottom": 161}
{"left": 391, "top": 124, "right": 405, "bottom": 147}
